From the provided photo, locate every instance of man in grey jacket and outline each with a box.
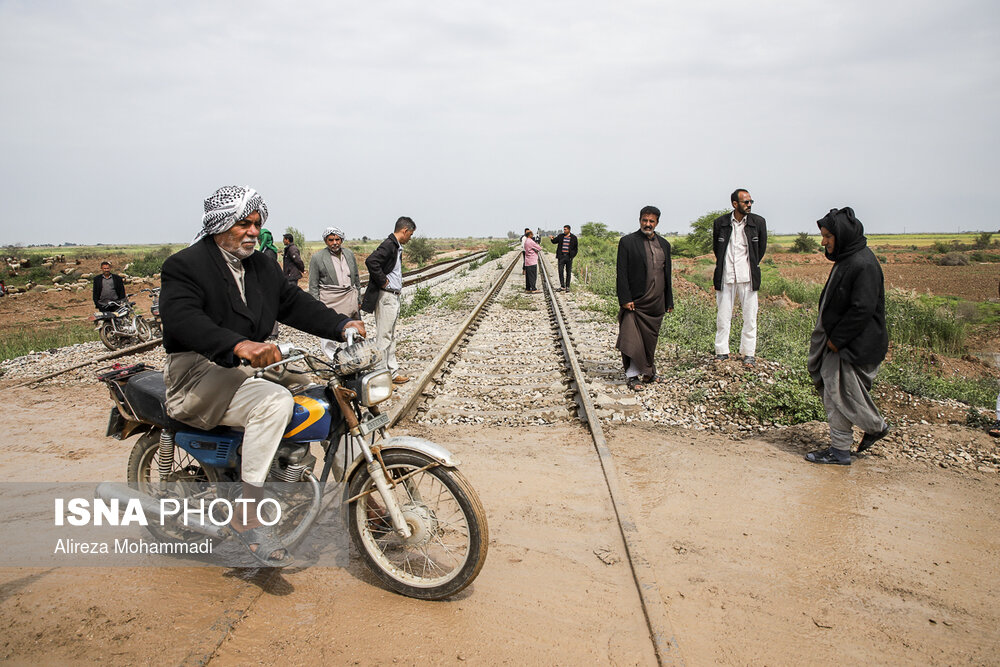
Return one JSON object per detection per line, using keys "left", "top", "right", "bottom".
{"left": 308, "top": 227, "right": 361, "bottom": 318}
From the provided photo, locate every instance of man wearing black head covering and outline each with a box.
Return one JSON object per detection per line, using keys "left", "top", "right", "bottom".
{"left": 805, "top": 207, "right": 890, "bottom": 465}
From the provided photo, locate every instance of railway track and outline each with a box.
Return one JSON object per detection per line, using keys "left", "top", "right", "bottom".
{"left": 390, "top": 252, "right": 683, "bottom": 665}
{"left": 14, "top": 246, "right": 682, "bottom": 664}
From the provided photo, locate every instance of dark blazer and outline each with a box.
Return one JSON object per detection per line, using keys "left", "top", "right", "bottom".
{"left": 92, "top": 273, "right": 126, "bottom": 307}
{"left": 615, "top": 231, "right": 673, "bottom": 313}
{"left": 712, "top": 212, "right": 767, "bottom": 291}
{"left": 550, "top": 232, "right": 579, "bottom": 259}
{"left": 283, "top": 243, "right": 305, "bottom": 282}
{"left": 361, "top": 234, "right": 401, "bottom": 313}
{"left": 818, "top": 247, "right": 888, "bottom": 366}
{"left": 160, "top": 238, "right": 349, "bottom": 367}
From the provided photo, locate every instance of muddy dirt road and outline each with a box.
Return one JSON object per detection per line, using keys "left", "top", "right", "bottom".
{"left": 1, "top": 385, "right": 999, "bottom": 664}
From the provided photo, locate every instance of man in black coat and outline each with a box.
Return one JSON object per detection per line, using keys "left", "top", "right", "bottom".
{"left": 159, "top": 186, "right": 365, "bottom": 564}
{"left": 805, "top": 207, "right": 889, "bottom": 466}
{"left": 712, "top": 189, "right": 766, "bottom": 364}
{"left": 282, "top": 233, "right": 305, "bottom": 285}
{"left": 615, "top": 206, "right": 674, "bottom": 391}
{"left": 549, "top": 225, "right": 579, "bottom": 291}
{"left": 92, "top": 261, "right": 127, "bottom": 311}
{"left": 362, "top": 216, "right": 416, "bottom": 384}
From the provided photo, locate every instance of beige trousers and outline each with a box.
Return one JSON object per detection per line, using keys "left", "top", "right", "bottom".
{"left": 217, "top": 377, "right": 295, "bottom": 486}
{"left": 374, "top": 290, "right": 401, "bottom": 377}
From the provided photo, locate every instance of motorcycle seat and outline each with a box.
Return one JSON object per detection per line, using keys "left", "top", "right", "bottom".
{"left": 123, "top": 370, "right": 229, "bottom": 434}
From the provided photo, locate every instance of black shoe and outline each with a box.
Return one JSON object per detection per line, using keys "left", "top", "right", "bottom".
{"left": 857, "top": 425, "right": 891, "bottom": 454}
{"left": 805, "top": 447, "right": 851, "bottom": 466}
{"left": 715, "top": 354, "right": 729, "bottom": 361}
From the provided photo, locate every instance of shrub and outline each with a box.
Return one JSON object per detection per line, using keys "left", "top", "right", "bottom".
{"left": 404, "top": 236, "right": 435, "bottom": 266}
{"left": 877, "top": 254, "right": 888, "bottom": 264}
{"left": 685, "top": 210, "right": 728, "bottom": 256}
{"left": 936, "top": 252, "right": 969, "bottom": 266}
{"left": 974, "top": 232, "right": 993, "bottom": 250}
{"left": 931, "top": 241, "right": 951, "bottom": 254}
{"left": 885, "top": 295, "right": 965, "bottom": 354}
{"left": 878, "top": 360, "right": 996, "bottom": 408}
{"left": 790, "top": 232, "right": 819, "bottom": 254}
{"left": 969, "top": 251, "right": 1000, "bottom": 263}
{"left": 399, "top": 287, "right": 435, "bottom": 317}
{"left": 580, "top": 222, "right": 619, "bottom": 240}
{"left": 486, "top": 241, "right": 509, "bottom": 261}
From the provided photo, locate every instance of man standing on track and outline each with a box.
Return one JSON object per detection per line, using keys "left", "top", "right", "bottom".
{"left": 309, "top": 226, "right": 361, "bottom": 319}
{"left": 282, "top": 233, "right": 305, "bottom": 286}
{"left": 549, "top": 225, "right": 579, "bottom": 292}
{"left": 712, "top": 189, "right": 766, "bottom": 365}
{"left": 615, "top": 206, "right": 674, "bottom": 392}
{"left": 362, "top": 216, "right": 416, "bottom": 385}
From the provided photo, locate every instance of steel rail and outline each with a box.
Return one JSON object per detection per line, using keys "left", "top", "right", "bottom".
{"left": 538, "top": 257, "right": 684, "bottom": 665}
{"left": 387, "top": 252, "right": 519, "bottom": 427}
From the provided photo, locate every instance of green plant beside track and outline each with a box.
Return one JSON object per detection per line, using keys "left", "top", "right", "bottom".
{"left": 0, "top": 322, "right": 98, "bottom": 364}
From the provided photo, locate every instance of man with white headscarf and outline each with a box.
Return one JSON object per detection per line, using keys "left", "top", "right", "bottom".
{"left": 159, "top": 186, "right": 365, "bottom": 565}
{"left": 308, "top": 226, "right": 361, "bottom": 318}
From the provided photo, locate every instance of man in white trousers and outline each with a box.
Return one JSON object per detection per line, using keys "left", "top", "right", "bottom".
{"left": 711, "top": 189, "right": 767, "bottom": 365}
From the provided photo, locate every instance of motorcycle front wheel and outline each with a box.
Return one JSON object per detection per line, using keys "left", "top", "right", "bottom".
{"left": 347, "top": 450, "right": 488, "bottom": 600}
{"left": 98, "top": 322, "right": 121, "bottom": 351}
{"left": 134, "top": 316, "right": 152, "bottom": 342}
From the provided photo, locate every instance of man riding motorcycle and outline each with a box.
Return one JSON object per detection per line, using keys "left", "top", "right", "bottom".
{"left": 159, "top": 185, "right": 365, "bottom": 566}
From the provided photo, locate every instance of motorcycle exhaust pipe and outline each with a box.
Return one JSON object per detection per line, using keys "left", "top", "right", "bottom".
{"left": 94, "top": 482, "right": 227, "bottom": 539}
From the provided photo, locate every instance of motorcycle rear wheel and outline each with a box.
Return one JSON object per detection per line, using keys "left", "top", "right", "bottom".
{"left": 347, "top": 450, "right": 488, "bottom": 600}
{"left": 127, "top": 430, "right": 223, "bottom": 545}
{"left": 98, "top": 322, "right": 122, "bottom": 351}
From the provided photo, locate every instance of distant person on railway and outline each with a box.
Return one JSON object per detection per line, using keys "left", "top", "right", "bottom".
{"left": 713, "top": 189, "right": 766, "bottom": 365}
{"left": 615, "top": 206, "right": 674, "bottom": 392}
{"left": 523, "top": 230, "right": 543, "bottom": 293}
{"left": 309, "top": 226, "right": 361, "bottom": 319}
{"left": 159, "top": 185, "right": 364, "bottom": 565}
{"left": 362, "top": 216, "right": 416, "bottom": 385}
{"left": 520, "top": 227, "right": 531, "bottom": 274}
{"left": 805, "top": 207, "right": 890, "bottom": 466}
{"left": 549, "top": 224, "right": 579, "bottom": 292}
{"left": 282, "top": 233, "right": 305, "bottom": 286}
{"left": 92, "top": 261, "right": 126, "bottom": 312}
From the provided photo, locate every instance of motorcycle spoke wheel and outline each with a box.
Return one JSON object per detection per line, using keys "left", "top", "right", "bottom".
{"left": 134, "top": 317, "right": 152, "bottom": 342}
{"left": 348, "top": 451, "right": 488, "bottom": 600}
{"left": 98, "top": 322, "right": 118, "bottom": 350}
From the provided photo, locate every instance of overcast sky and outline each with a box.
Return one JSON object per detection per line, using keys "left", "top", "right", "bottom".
{"left": 1, "top": 1, "right": 998, "bottom": 245}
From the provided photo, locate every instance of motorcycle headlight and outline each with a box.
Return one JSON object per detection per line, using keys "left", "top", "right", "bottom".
{"left": 360, "top": 370, "right": 393, "bottom": 406}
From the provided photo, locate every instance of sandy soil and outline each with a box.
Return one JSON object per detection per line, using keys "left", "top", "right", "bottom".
{"left": 1, "top": 384, "right": 998, "bottom": 664}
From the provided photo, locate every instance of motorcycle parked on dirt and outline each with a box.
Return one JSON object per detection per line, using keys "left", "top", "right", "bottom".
{"left": 93, "top": 297, "right": 152, "bottom": 350}
{"left": 96, "top": 336, "right": 488, "bottom": 600}
{"left": 140, "top": 287, "right": 162, "bottom": 338}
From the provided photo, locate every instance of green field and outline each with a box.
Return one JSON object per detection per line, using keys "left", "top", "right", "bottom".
{"left": 764, "top": 232, "right": 985, "bottom": 250}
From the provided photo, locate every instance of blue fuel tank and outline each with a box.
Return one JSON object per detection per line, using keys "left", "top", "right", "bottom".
{"left": 282, "top": 385, "right": 334, "bottom": 443}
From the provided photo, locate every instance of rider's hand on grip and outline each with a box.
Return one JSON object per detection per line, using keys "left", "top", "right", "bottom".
{"left": 233, "top": 340, "right": 281, "bottom": 368}
{"left": 343, "top": 320, "right": 366, "bottom": 341}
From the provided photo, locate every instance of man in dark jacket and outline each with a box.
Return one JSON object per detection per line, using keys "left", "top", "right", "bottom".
{"left": 615, "top": 206, "right": 674, "bottom": 391}
{"left": 160, "top": 186, "right": 365, "bottom": 564}
{"left": 549, "top": 225, "right": 579, "bottom": 291}
{"left": 92, "top": 261, "right": 127, "bottom": 311}
{"left": 362, "top": 216, "right": 415, "bottom": 384}
{"left": 805, "top": 207, "right": 889, "bottom": 466}
{"left": 712, "top": 189, "right": 766, "bottom": 364}
{"left": 282, "top": 233, "right": 305, "bottom": 285}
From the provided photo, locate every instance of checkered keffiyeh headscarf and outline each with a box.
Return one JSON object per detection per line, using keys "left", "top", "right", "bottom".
{"left": 322, "top": 226, "right": 345, "bottom": 240}
{"left": 193, "top": 186, "right": 269, "bottom": 244}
